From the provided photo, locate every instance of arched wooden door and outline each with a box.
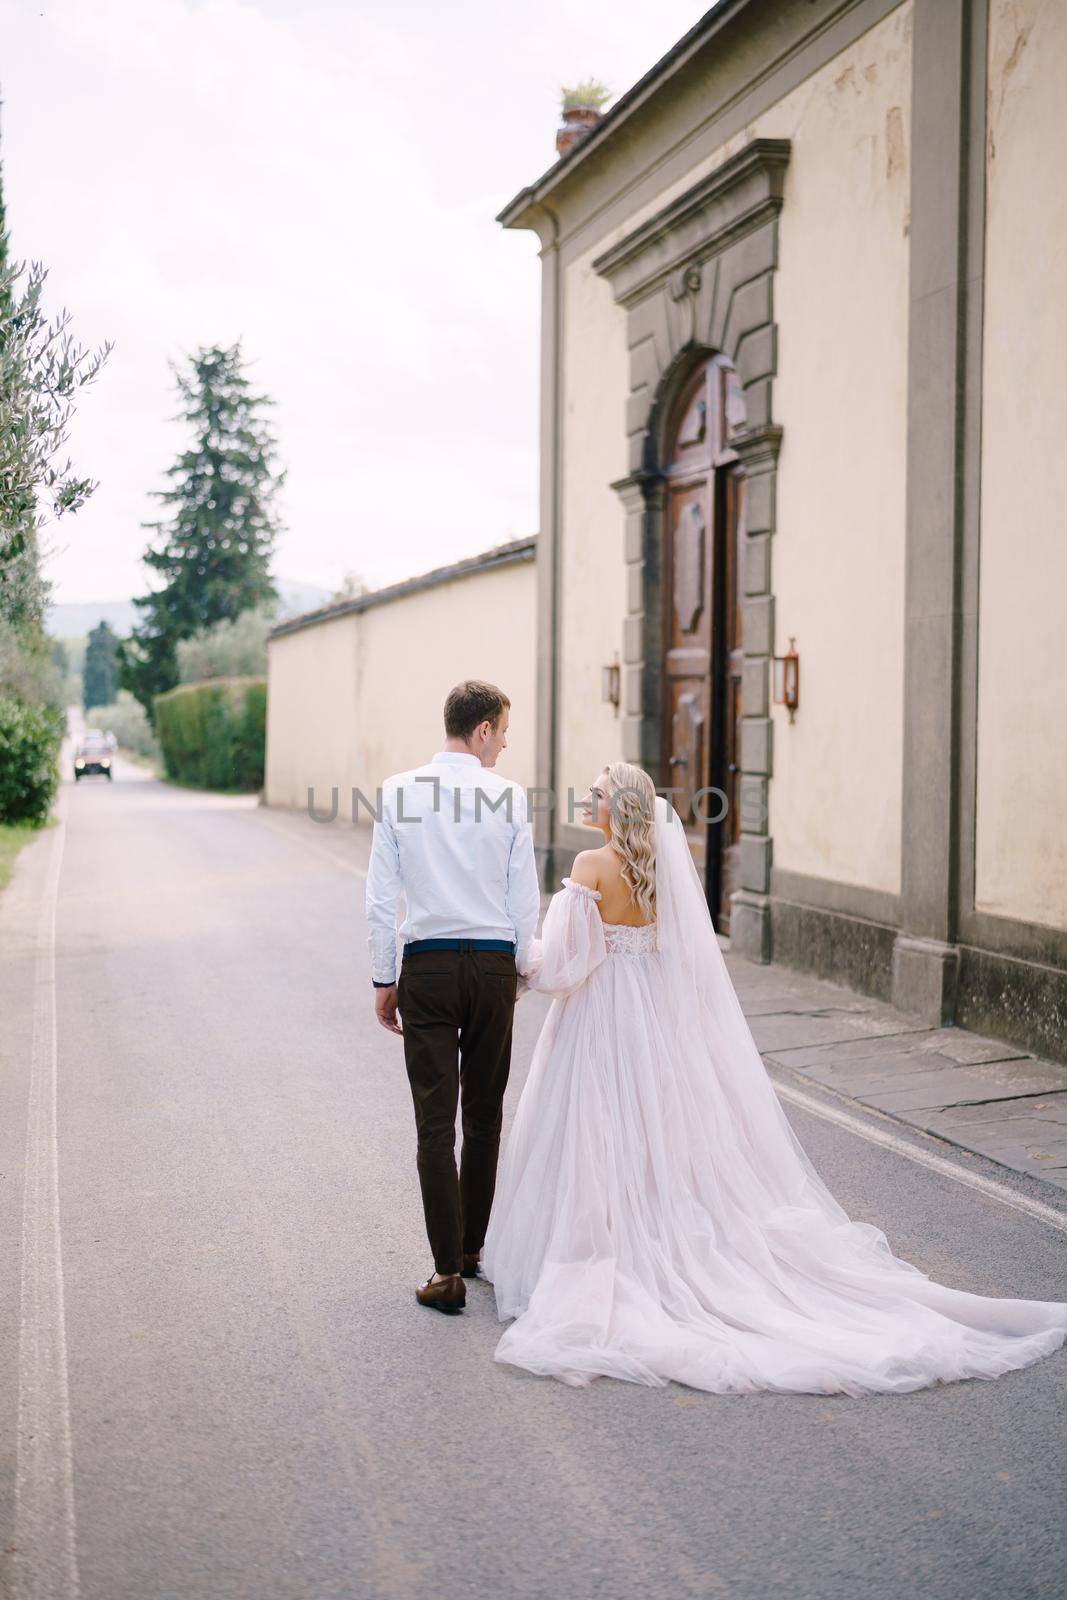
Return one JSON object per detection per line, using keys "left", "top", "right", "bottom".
{"left": 661, "top": 355, "right": 746, "bottom": 935}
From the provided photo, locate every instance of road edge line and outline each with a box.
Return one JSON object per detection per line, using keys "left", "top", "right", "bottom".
{"left": 15, "top": 781, "right": 80, "bottom": 1599}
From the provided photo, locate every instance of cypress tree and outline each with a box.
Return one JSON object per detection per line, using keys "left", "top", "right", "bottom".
{"left": 119, "top": 341, "right": 283, "bottom": 719}
{"left": 83, "top": 619, "right": 118, "bottom": 710}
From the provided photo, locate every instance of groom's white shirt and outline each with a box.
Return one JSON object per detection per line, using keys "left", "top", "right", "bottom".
{"left": 365, "top": 749, "right": 541, "bottom": 986}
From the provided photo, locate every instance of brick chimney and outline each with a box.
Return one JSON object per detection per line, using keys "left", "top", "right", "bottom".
{"left": 556, "top": 80, "right": 609, "bottom": 159}
{"left": 556, "top": 104, "right": 602, "bottom": 159}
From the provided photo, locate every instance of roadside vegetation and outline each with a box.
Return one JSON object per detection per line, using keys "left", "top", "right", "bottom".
{"left": 0, "top": 120, "right": 285, "bottom": 855}
{"left": 0, "top": 123, "right": 109, "bottom": 887}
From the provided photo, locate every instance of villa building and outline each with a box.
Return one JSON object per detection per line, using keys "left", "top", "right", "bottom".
{"left": 267, "top": 0, "right": 1066, "bottom": 1064}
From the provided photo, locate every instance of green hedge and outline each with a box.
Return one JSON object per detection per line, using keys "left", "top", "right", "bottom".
{"left": 153, "top": 677, "right": 266, "bottom": 792}
{"left": 0, "top": 694, "right": 64, "bottom": 824}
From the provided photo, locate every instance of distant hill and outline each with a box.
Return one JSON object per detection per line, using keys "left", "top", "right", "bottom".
{"left": 47, "top": 578, "right": 334, "bottom": 640}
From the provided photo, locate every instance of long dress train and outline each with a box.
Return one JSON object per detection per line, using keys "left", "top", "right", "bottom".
{"left": 481, "top": 799, "right": 1067, "bottom": 1396}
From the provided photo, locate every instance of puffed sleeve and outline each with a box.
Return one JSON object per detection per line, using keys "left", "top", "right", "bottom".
{"left": 519, "top": 877, "right": 608, "bottom": 999}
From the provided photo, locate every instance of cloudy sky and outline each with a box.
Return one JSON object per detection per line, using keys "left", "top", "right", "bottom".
{"left": 2, "top": 0, "right": 703, "bottom": 604}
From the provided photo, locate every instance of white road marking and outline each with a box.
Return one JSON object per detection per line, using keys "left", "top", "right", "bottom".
{"left": 772, "top": 1070, "right": 1067, "bottom": 1236}
{"left": 16, "top": 782, "right": 80, "bottom": 1599}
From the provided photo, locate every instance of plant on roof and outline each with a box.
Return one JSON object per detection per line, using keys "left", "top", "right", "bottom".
{"left": 561, "top": 79, "right": 611, "bottom": 113}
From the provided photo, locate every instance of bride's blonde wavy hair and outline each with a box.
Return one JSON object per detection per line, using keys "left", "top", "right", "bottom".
{"left": 602, "top": 761, "right": 657, "bottom": 923}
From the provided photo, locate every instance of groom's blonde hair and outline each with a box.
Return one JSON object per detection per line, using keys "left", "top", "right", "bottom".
{"left": 603, "top": 761, "right": 657, "bottom": 923}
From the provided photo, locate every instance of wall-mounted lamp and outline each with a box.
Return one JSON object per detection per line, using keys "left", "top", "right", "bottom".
{"left": 601, "top": 655, "right": 621, "bottom": 712}
{"left": 772, "top": 637, "right": 800, "bottom": 724}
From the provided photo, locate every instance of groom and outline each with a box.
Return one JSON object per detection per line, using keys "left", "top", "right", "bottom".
{"left": 365, "top": 680, "right": 541, "bottom": 1313}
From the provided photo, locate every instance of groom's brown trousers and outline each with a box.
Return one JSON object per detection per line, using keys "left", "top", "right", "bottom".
{"left": 397, "top": 944, "right": 518, "bottom": 1277}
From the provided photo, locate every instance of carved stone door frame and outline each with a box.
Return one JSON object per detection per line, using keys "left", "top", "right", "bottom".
{"left": 593, "top": 137, "right": 789, "bottom": 962}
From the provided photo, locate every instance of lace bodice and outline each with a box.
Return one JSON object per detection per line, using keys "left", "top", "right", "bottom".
{"left": 560, "top": 877, "right": 657, "bottom": 956}
{"left": 601, "top": 920, "right": 658, "bottom": 955}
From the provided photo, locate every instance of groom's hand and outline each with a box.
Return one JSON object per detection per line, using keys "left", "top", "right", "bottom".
{"left": 374, "top": 984, "right": 403, "bottom": 1036}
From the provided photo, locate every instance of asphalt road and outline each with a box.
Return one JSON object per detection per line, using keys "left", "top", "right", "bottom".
{"left": 1, "top": 743, "right": 1065, "bottom": 1600}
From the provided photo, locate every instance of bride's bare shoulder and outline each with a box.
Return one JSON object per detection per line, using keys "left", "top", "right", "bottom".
{"left": 568, "top": 847, "right": 610, "bottom": 890}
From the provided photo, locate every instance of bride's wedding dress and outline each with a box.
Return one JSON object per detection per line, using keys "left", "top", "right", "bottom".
{"left": 481, "top": 797, "right": 1067, "bottom": 1395}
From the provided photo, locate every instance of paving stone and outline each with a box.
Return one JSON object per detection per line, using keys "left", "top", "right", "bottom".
{"left": 796, "top": 1062, "right": 1066, "bottom": 1106}
{"left": 917, "top": 1028, "right": 1036, "bottom": 1067}
{"left": 725, "top": 981, "right": 850, "bottom": 1017}
{"left": 770, "top": 1028, "right": 1026, "bottom": 1074}
{"left": 769, "top": 1040, "right": 949, "bottom": 1081}
{"left": 911, "top": 1094, "right": 1067, "bottom": 1133}
{"left": 751, "top": 1009, "right": 926, "bottom": 1054}
{"left": 730, "top": 991, "right": 843, "bottom": 1018}
{"left": 727, "top": 989, "right": 829, "bottom": 1017}
{"left": 939, "top": 1134, "right": 1067, "bottom": 1181}
{"left": 724, "top": 962, "right": 886, "bottom": 1017}
{"left": 856, "top": 1059, "right": 1067, "bottom": 1114}
{"left": 936, "top": 1123, "right": 1067, "bottom": 1157}
{"left": 794, "top": 1062, "right": 975, "bottom": 1099}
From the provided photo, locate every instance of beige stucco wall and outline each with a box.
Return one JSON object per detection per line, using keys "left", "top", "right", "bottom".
{"left": 557, "top": 1, "right": 913, "bottom": 894}
{"left": 974, "top": 0, "right": 1067, "bottom": 930}
{"left": 769, "top": 2, "right": 912, "bottom": 896}
{"left": 265, "top": 557, "right": 537, "bottom": 817}
{"left": 557, "top": 249, "right": 629, "bottom": 802}
{"left": 266, "top": 609, "right": 359, "bottom": 817}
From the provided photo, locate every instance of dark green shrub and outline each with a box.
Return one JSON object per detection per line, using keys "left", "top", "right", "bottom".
{"left": 153, "top": 677, "right": 266, "bottom": 792}
{"left": 232, "top": 681, "right": 267, "bottom": 788}
{"left": 0, "top": 694, "right": 64, "bottom": 823}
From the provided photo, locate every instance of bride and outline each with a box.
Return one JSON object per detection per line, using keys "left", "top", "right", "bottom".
{"left": 480, "top": 761, "right": 1067, "bottom": 1395}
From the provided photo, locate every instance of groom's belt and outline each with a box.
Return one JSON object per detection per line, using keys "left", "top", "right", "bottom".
{"left": 403, "top": 938, "right": 515, "bottom": 955}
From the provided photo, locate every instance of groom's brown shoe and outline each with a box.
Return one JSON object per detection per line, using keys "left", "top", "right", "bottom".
{"left": 415, "top": 1273, "right": 466, "bottom": 1314}
{"left": 461, "top": 1252, "right": 481, "bottom": 1279}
